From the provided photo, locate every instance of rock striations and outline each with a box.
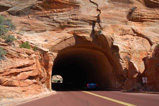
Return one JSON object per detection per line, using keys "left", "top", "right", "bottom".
{"left": 0, "top": 0, "right": 159, "bottom": 99}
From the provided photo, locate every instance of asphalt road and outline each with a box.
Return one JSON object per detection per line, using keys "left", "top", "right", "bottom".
{"left": 17, "top": 91, "right": 159, "bottom": 106}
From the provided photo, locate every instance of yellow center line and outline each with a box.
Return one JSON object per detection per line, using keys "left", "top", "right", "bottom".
{"left": 82, "top": 91, "right": 137, "bottom": 106}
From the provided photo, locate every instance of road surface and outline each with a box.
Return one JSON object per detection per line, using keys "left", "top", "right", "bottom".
{"left": 17, "top": 91, "right": 159, "bottom": 106}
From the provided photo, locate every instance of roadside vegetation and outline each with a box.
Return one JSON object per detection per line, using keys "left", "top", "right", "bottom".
{"left": 4, "top": 35, "right": 16, "bottom": 43}
{"left": 20, "top": 42, "right": 39, "bottom": 51}
{"left": 0, "top": 15, "right": 16, "bottom": 33}
{"left": 19, "top": 41, "right": 31, "bottom": 49}
{"left": 33, "top": 46, "right": 38, "bottom": 51}
{"left": 0, "top": 25, "right": 8, "bottom": 35}
{"left": 0, "top": 47, "right": 6, "bottom": 60}
{"left": 0, "top": 16, "right": 17, "bottom": 59}
{"left": 0, "top": 15, "right": 38, "bottom": 61}
{"left": 0, "top": 15, "right": 16, "bottom": 44}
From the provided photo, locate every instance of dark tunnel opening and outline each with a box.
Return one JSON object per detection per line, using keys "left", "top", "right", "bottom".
{"left": 52, "top": 46, "right": 113, "bottom": 91}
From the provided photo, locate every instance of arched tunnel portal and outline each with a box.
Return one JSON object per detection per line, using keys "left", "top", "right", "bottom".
{"left": 52, "top": 45, "right": 114, "bottom": 90}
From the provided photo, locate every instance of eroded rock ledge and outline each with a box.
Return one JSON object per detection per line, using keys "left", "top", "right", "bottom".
{"left": 0, "top": 35, "right": 53, "bottom": 98}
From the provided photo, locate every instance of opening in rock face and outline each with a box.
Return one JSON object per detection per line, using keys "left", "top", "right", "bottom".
{"left": 52, "top": 45, "right": 113, "bottom": 90}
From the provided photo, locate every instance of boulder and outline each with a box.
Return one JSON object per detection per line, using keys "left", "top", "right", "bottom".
{"left": 7, "top": 5, "right": 33, "bottom": 16}
{"left": 143, "top": 0, "right": 159, "bottom": 8}
{"left": 0, "top": 0, "right": 38, "bottom": 16}
{"left": 0, "top": 2, "right": 12, "bottom": 12}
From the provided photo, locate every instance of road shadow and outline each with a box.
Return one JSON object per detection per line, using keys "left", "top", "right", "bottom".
{"left": 52, "top": 83, "right": 112, "bottom": 91}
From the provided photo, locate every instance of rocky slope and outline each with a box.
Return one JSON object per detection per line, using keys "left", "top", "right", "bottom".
{"left": 0, "top": 0, "right": 159, "bottom": 99}
{"left": 0, "top": 32, "right": 53, "bottom": 98}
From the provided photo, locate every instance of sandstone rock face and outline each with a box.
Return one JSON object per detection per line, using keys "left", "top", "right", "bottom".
{"left": 0, "top": 0, "right": 159, "bottom": 96}
{"left": 143, "top": 0, "right": 159, "bottom": 8}
{"left": 142, "top": 45, "right": 159, "bottom": 91}
{"left": 0, "top": 0, "right": 38, "bottom": 16}
{"left": 128, "top": 7, "right": 159, "bottom": 22}
{"left": 0, "top": 34, "right": 53, "bottom": 98}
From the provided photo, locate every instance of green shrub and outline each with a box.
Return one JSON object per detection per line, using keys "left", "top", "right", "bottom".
{"left": 0, "top": 47, "right": 6, "bottom": 58}
{"left": 33, "top": 46, "right": 38, "bottom": 51}
{"left": 19, "top": 41, "right": 31, "bottom": 49}
{"left": 0, "top": 16, "right": 5, "bottom": 24}
{"left": 0, "top": 15, "right": 15, "bottom": 35}
{"left": 3, "top": 19, "right": 16, "bottom": 30}
{"left": 0, "top": 25, "right": 8, "bottom": 35}
{"left": 4, "top": 35, "right": 16, "bottom": 43}
{"left": 0, "top": 35, "right": 6, "bottom": 39}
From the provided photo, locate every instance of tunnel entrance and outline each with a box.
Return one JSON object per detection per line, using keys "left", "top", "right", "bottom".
{"left": 52, "top": 45, "right": 113, "bottom": 91}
